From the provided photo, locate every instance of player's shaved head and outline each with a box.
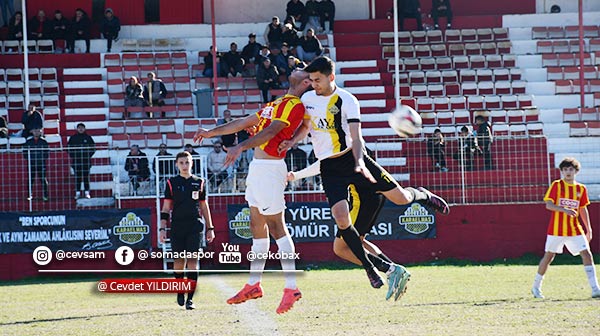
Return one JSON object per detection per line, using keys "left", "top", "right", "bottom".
{"left": 288, "top": 69, "right": 309, "bottom": 89}
{"left": 288, "top": 69, "right": 311, "bottom": 96}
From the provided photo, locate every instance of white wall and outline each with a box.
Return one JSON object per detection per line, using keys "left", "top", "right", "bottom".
{"left": 536, "top": 0, "right": 600, "bottom": 13}
{"left": 203, "top": 0, "right": 370, "bottom": 24}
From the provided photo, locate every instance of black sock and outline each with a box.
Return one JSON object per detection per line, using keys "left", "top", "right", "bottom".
{"left": 405, "top": 187, "right": 427, "bottom": 201}
{"left": 378, "top": 253, "right": 394, "bottom": 264}
{"left": 367, "top": 253, "right": 392, "bottom": 273}
{"left": 339, "top": 226, "right": 373, "bottom": 269}
{"left": 187, "top": 271, "right": 198, "bottom": 301}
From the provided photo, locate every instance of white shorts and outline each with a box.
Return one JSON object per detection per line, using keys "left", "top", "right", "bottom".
{"left": 544, "top": 235, "right": 590, "bottom": 256}
{"left": 245, "top": 159, "right": 287, "bottom": 215}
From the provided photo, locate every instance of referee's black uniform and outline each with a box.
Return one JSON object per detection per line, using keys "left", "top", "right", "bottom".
{"left": 164, "top": 175, "right": 207, "bottom": 252}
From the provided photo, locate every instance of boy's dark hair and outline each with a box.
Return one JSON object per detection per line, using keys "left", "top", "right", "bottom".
{"left": 176, "top": 151, "right": 192, "bottom": 160}
{"left": 475, "top": 115, "right": 486, "bottom": 123}
{"left": 460, "top": 125, "right": 469, "bottom": 133}
{"left": 559, "top": 157, "right": 581, "bottom": 172}
{"left": 305, "top": 56, "right": 335, "bottom": 76}
{"left": 433, "top": 128, "right": 441, "bottom": 134}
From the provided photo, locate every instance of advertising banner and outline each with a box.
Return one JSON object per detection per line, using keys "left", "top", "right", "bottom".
{"left": 0, "top": 209, "right": 152, "bottom": 254}
{"left": 227, "top": 202, "right": 436, "bottom": 244}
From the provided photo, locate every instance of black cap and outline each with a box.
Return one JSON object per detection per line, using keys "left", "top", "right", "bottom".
{"left": 248, "top": 33, "right": 256, "bottom": 38}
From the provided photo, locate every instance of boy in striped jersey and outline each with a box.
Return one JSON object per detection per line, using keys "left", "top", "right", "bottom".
{"left": 532, "top": 157, "right": 600, "bottom": 299}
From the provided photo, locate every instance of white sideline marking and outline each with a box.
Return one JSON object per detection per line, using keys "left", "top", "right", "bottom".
{"left": 206, "top": 275, "right": 281, "bottom": 336}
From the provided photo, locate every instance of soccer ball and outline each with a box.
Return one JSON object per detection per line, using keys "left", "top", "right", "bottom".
{"left": 388, "top": 105, "right": 422, "bottom": 138}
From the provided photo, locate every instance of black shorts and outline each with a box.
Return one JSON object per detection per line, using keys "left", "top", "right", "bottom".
{"left": 320, "top": 150, "right": 397, "bottom": 208}
{"left": 335, "top": 183, "right": 386, "bottom": 238}
{"left": 170, "top": 219, "right": 204, "bottom": 254}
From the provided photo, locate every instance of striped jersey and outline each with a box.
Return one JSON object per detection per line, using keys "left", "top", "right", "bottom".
{"left": 544, "top": 179, "right": 590, "bottom": 236}
{"left": 254, "top": 94, "right": 305, "bottom": 158}
{"left": 301, "top": 87, "right": 361, "bottom": 160}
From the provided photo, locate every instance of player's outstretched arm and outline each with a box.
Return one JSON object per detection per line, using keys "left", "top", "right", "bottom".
{"left": 279, "top": 118, "right": 310, "bottom": 153}
{"left": 290, "top": 160, "right": 321, "bottom": 181}
{"left": 193, "top": 114, "right": 260, "bottom": 144}
{"left": 224, "top": 120, "right": 288, "bottom": 167}
{"left": 348, "top": 122, "right": 376, "bottom": 183}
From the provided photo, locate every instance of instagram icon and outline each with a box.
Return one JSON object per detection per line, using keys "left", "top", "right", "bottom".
{"left": 33, "top": 246, "right": 53, "bottom": 266}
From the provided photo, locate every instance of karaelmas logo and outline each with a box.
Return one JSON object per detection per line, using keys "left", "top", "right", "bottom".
{"left": 113, "top": 212, "right": 150, "bottom": 244}
{"left": 229, "top": 208, "right": 252, "bottom": 239}
{"left": 398, "top": 203, "right": 434, "bottom": 234}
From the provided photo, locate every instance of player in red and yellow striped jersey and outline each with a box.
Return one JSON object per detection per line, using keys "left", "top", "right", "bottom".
{"left": 193, "top": 70, "right": 312, "bottom": 313}
{"left": 532, "top": 157, "right": 600, "bottom": 299}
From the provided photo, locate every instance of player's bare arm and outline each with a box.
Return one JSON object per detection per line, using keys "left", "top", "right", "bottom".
{"left": 159, "top": 199, "right": 173, "bottom": 244}
{"left": 279, "top": 118, "right": 310, "bottom": 153}
{"left": 348, "top": 122, "right": 376, "bottom": 183}
{"left": 193, "top": 114, "right": 260, "bottom": 144}
{"left": 199, "top": 200, "right": 215, "bottom": 243}
{"left": 545, "top": 200, "right": 577, "bottom": 217}
{"left": 224, "top": 120, "right": 287, "bottom": 167}
{"left": 580, "top": 206, "right": 592, "bottom": 242}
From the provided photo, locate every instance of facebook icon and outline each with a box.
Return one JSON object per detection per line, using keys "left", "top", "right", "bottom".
{"left": 114, "top": 246, "right": 134, "bottom": 265}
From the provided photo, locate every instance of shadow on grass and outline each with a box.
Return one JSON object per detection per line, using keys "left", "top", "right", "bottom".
{"left": 403, "top": 297, "right": 592, "bottom": 308}
{"left": 300, "top": 253, "right": 586, "bottom": 271}
{"left": 0, "top": 307, "right": 172, "bottom": 326}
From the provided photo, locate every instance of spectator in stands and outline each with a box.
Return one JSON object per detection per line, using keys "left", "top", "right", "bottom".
{"left": 256, "top": 57, "right": 280, "bottom": 103}
{"left": 203, "top": 45, "right": 226, "bottom": 78}
{"left": 304, "top": 0, "right": 321, "bottom": 33}
{"left": 7, "top": 11, "right": 23, "bottom": 40}
{"left": 296, "top": 28, "right": 323, "bottom": 62}
{"left": 101, "top": 8, "right": 121, "bottom": 53}
{"left": 153, "top": 143, "right": 175, "bottom": 181}
{"left": 454, "top": 125, "right": 481, "bottom": 171}
{"left": 217, "top": 109, "right": 237, "bottom": 148}
{"left": 286, "top": 56, "right": 306, "bottom": 79}
{"left": 21, "top": 104, "right": 43, "bottom": 139}
{"left": 0, "top": 0, "right": 15, "bottom": 28}
{"left": 427, "top": 128, "right": 448, "bottom": 172}
{"left": 286, "top": 0, "right": 306, "bottom": 30}
{"left": 264, "top": 16, "right": 284, "bottom": 50}
{"left": 241, "top": 33, "right": 262, "bottom": 66}
{"left": 184, "top": 143, "right": 202, "bottom": 175}
{"left": 222, "top": 42, "right": 245, "bottom": 78}
{"left": 258, "top": 44, "right": 271, "bottom": 62}
{"left": 67, "top": 123, "right": 96, "bottom": 199}
{"left": 318, "top": 0, "right": 335, "bottom": 33}
{"left": 285, "top": 143, "right": 308, "bottom": 189}
{"left": 272, "top": 43, "right": 291, "bottom": 76}
{"left": 24, "top": 128, "right": 49, "bottom": 201}
{"left": 68, "top": 8, "right": 91, "bottom": 53}
{"left": 397, "top": 0, "right": 423, "bottom": 31}
{"left": 207, "top": 141, "right": 228, "bottom": 190}
{"left": 124, "top": 76, "right": 145, "bottom": 108}
{"left": 431, "top": 0, "right": 452, "bottom": 29}
{"left": 143, "top": 72, "right": 168, "bottom": 107}
{"left": 50, "top": 10, "right": 69, "bottom": 51}
{"left": 0, "top": 114, "right": 8, "bottom": 138}
{"left": 475, "top": 115, "right": 493, "bottom": 170}
{"left": 29, "top": 10, "right": 51, "bottom": 40}
{"left": 124, "top": 144, "right": 150, "bottom": 194}
{"left": 281, "top": 23, "right": 299, "bottom": 49}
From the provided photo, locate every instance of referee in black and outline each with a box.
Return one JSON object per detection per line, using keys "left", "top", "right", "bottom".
{"left": 159, "top": 151, "right": 215, "bottom": 310}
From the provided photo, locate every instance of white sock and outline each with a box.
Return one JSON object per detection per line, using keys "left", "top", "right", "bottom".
{"left": 533, "top": 273, "right": 544, "bottom": 289}
{"left": 385, "top": 264, "right": 395, "bottom": 276}
{"left": 248, "top": 238, "right": 269, "bottom": 285}
{"left": 584, "top": 265, "right": 600, "bottom": 291}
{"left": 275, "top": 235, "right": 297, "bottom": 289}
